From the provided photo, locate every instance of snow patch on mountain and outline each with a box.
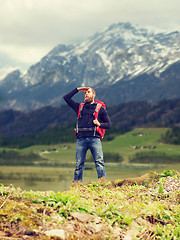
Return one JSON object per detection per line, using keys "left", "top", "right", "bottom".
{"left": 20, "top": 22, "right": 180, "bottom": 88}
{"left": 0, "top": 66, "right": 19, "bottom": 81}
{"left": 96, "top": 49, "right": 112, "bottom": 73}
{"left": 0, "top": 22, "right": 180, "bottom": 111}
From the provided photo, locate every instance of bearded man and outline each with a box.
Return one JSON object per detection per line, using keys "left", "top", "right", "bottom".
{"left": 63, "top": 87, "right": 112, "bottom": 182}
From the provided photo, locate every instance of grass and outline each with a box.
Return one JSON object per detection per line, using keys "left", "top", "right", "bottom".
{"left": 1, "top": 128, "right": 178, "bottom": 164}
{"left": 24, "top": 128, "right": 179, "bottom": 164}
{"left": 102, "top": 128, "right": 170, "bottom": 161}
{"left": 0, "top": 170, "right": 179, "bottom": 239}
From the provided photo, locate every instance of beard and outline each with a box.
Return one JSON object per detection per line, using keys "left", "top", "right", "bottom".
{"left": 84, "top": 96, "right": 94, "bottom": 103}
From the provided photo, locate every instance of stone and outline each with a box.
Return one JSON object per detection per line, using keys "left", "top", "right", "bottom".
{"left": 123, "top": 221, "right": 140, "bottom": 240}
{"left": 93, "top": 216, "right": 101, "bottom": 224}
{"left": 44, "top": 229, "right": 65, "bottom": 239}
{"left": 51, "top": 214, "right": 64, "bottom": 222}
{"left": 70, "top": 212, "right": 94, "bottom": 222}
{"left": 88, "top": 222, "right": 103, "bottom": 233}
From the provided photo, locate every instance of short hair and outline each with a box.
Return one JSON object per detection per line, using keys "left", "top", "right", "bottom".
{"left": 90, "top": 87, "right": 96, "bottom": 95}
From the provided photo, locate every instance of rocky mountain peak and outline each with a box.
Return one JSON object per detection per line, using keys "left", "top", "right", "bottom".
{"left": 0, "top": 22, "right": 180, "bottom": 111}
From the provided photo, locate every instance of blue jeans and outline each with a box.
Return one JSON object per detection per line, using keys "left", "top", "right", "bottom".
{"left": 74, "top": 137, "right": 107, "bottom": 181}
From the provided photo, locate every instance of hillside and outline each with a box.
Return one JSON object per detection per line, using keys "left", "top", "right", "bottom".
{"left": 0, "top": 98, "right": 179, "bottom": 147}
{"left": 0, "top": 170, "right": 179, "bottom": 239}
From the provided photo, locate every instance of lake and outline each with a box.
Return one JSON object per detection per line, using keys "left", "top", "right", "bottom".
{"left": 1, "top": 163, "right": 180, "bottom": 192}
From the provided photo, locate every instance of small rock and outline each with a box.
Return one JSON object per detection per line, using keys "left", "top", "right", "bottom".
{"left": 135, "top": 217, "right": 151, "bottom": 228}
{"left": 88, "top": 222, "right": 103, "bottom": 233}
{"left": 93, "top": 216, "right": 101, "bottom": 224}
{"left": 112, "top": 227, "right": 123, "bottom": 238}
{"left": 71, "top": 212, "right": 94, "bottom": 222}
{"left": 123, "top": 221, "right": 140, "bottom": 240}
{"left": 146, "top": 176, "right": 180, "bottom": 196}
{"left": 44, "top": 229, "right": 65, "bottom": 239}
{"left": 64, "top": 224, "right": 74, "bottom": 232}
{"left": 51, "top": 214, "right": 64, "bottom": 222}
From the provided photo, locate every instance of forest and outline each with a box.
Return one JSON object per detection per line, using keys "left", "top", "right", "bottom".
{"left": 0, "top": 98, "right": 180, "bottom": 148}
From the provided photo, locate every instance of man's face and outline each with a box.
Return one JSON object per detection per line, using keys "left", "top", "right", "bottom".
{"left": 84, "top": 88, "right": 95, "bottom": 103}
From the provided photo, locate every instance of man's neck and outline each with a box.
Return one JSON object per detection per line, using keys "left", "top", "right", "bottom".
{"left": 84, "top": 100, "right": 95, "bottom": 104}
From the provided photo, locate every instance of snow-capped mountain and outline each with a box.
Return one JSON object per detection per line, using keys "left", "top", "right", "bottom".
{"left": 0, "top": 66, "right": 20, "bottom": 81}
{"left": 0, "top": 22, "right": 180, "bottom": 111}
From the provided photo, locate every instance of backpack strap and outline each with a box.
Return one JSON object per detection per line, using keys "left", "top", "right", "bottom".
{"left": 75, "top": 103, "right": 85, "bottom": 135}
{"left": 94, "top": 103, "right": 102, "bottom": 119}
{"left": 93, "top": 103, "right": 102, "bottom": 136}
{"left": 78, "top": 103, "right": 85, "bottom": 119}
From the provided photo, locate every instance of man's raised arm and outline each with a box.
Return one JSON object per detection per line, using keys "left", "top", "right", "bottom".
{"left": 77, "top": 87, "right": 90, "bottom": 92}
{"left": 63, "top": 88, "right": 80, "bottom": 113}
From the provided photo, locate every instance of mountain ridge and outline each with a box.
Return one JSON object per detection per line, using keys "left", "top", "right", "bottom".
{"left": 0, "top": 22, "right": 180, "bottom": 111}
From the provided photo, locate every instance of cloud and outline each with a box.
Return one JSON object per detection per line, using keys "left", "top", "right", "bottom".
{"left": 0, "top": 0, "right": 180, "bottom": 70}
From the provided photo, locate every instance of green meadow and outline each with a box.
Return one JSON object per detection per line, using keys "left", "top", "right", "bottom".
{"left": 17, "top": 127, "right": 180, "bottom": 164}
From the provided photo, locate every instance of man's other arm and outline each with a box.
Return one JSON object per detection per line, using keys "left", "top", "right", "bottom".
{"left": 99, "top": 107, "right": 112, "bottom": 129}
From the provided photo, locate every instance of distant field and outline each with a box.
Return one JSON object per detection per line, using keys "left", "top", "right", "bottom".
{"left": 102, "top": 128, "right": 180, "bottom": 162}
{"left": 1, "top": 128, "right": 180, "bottom": 163}
{"left": 13, "top": 127, "right": 180, "bottom": 164}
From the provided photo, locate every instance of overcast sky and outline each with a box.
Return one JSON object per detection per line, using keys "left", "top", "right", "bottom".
{"left": 0, "top": 0, "right": 180, "bottom": 74}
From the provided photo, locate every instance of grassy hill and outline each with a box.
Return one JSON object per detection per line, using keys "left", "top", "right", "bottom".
{"left": 17, "top": 128, "right": 180, "bottom": 166}
{"left": 0, "top": 170, "right": 179, "bottom": 239}
{"left": 0, "top": 97, "right": 180, "bottom": 148}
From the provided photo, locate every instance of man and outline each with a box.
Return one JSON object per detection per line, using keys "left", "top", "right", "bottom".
{"left": 63, "top": 87, "right": 112, "bottom": 182}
